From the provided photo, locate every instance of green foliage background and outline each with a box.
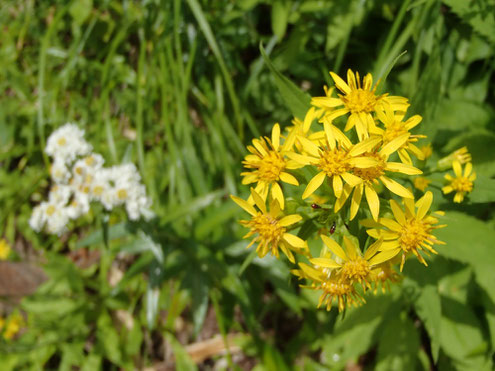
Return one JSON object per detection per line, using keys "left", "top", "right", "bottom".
{"left": 0, "top": 0, "right": 494, "bottom": 369}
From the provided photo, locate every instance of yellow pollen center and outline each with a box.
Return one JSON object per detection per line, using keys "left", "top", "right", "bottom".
{"left": 383, "top": 122, "right": 407, "bottom": 143}
{"left": 57, "top": 137, "right": 67, "bottom": 146}
{"left": 352, "top": 152, "right": 386, "bottom": 182}
{"left": 399, "top": 219, "right": 429, "bottom": 252}
{"left": 317, "top": 147, "right": 351, "bottom": 177}
{"left": 451, "top": 177, "right": 473, "bottom": 193}
{"left": 46, "top": 205, "right": 56, "bottom": 216}
{"left": 93, "top": 186, "right": 104, "bottom": 196}
{"left": 257, "top": 151, "right": 286, "bottom": 182}
{"left": 322, "top": 280, "right": 352, "bottom": 296}
{"left": 85, "top": 156, "right": 94, "bottom": 165}
{"left": 341, "top": 257, "right": 370, "bottom": 281}
{"left": 342, "top": 89, "right": 378, "bottom": 114}
{"left": 251, "top": 214, "right": 285, "bottom": 245}
{"left": 117, "top": 189, "right": 128, "bottom": 200}
{"left": 75, "top": 167, "right": 83, "bottom": 175}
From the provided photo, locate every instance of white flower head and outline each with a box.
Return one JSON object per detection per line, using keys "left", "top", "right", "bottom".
{"left": 45, "top": 123, "right": 92, "bottom": 164}
{"left": 29, "top": 201, "right": 70, "bottom": 236}
{"left": 50, "top": 158, "right": 71, "bottom": 184}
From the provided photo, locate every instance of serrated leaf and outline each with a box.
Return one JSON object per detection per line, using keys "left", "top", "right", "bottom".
{"left": 260, "top": 43, "right": 311, "bottom": 120}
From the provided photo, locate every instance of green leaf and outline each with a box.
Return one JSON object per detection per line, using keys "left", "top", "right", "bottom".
{"left": 69, "top": 0, "right": 93, "bottom": 25}
{"left": 466, "top": 175, "right": 495, "bottom": 203}
{"left": 262, "top": 342, "right": 291, "bottom": 371}
{"left": 260, "top": 43, "right": 311, "bottom": 120}
{"left": 97, "top": 310, "right": 123, "bottom": 365}
{"left": 440, "top": 296, "right": 492, "bottom": 370}
{"left": 435, "top": 212, "right": 495, "bottom": 303}
{"left": 271, "top": 1, "right": 290, "bottom": 40}
{"left": 375, "top": 314, "right": 420, "bottom": 371}
{"left": 443, "top": 0, "right": 495, "bottom": 44}
{"left": 165, "top": 333, "right": 197, "bottom": 371}
{"left": 183, "top": 267, "right": 209, "bottom": 337}
{"left": 414, "top": 285, "right": 441, "bottom": 362}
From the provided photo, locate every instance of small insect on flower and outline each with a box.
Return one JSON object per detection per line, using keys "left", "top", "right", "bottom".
{"left": 311, "top": 203, "right": 321, "bottom": 209}
{"left": 329, "top": 221, "right": 336, "bottom": 235}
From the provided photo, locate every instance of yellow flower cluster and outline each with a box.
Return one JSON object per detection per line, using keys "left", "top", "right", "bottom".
{"left": 0, "top": 313, "right": 24, "bottom": 340}
{"left": 232, "top": 69, "right": 447, "bottom": 312}
{"left": 440, "top": 147, "right": 475, "bottom": 203}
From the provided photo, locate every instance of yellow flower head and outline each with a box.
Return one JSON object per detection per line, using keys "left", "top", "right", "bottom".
{"left": 0, "top": 239, "right": 11, "bottom": 260}
{"left": 335, "top": 134, "right": 423, "bottom": 221}
{"left": 442, "top": 161, "right": 475, "bottom": 203}
{"left": 241, "top": 124, "right": 302, "bottom": 209}
{"left": 231, "top": 188, "right": 307, "bottom": 263}
{"left": 3, "top": 313, "right": 24, "bottom": 340}
{"left": 288, "top": 129, "right": 381, "bottom": 201}
{"left": 310, "top": 235, "right": 394, "bottom": 290}
{"left": 437, "top": 146, "right": 472, "bottom": 170}
{"left": 363, "top": 191, "right": 446, "bottom": 272}
{"left": 413, "top": 177, "right": 431, "bottom": 192}
{"left": 292, "top": 262, "right": 364, "bottom": 312}
{"left": 369, "top": 262, "right": 401, "bottom": 294}
{"left": 372, "top": 108, "right": 426, "bottom": 165}
{"left": 420, "top": 143, "right": 433, "bottom": 160}
{"left": 311, "top": 69, "right": 409, "bottom": 140}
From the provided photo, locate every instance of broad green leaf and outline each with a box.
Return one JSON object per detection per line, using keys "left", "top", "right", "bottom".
{"left": 182, "top": 267, "right": 209, "bottom": 336}
{"left": 466, "top": 175, "right": 495, "bottom": 203}
{"left": 414, "top": 285, "right": 441, "bottom": 362}
{"left": 435, "top": 212, "right": 495, "bottom": 303}
{"left": 97, "top": 310, "right": 123, "bottom": 365}
{"left": 440, "top": 296, "right": 492, "bottom": 370}
{"left": 262, "top": 342, "right": 291, "bottom": 371}
{"left": 260, "top": 43, "right": 311, "bottom": 120}
{"left": 165, "top": 333, "right": 197, "bottom": 371}
{"left": 69, "top": 0, "right": 93, "bottom": 25}
{"left": 375, "top": 314, "right": 420, "bottom": 371}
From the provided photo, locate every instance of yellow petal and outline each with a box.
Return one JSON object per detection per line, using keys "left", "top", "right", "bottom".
{"left": 379, "top": 239, "right": 401, "bottom": 251}
{"left": 252, "top": 139, "right": 268, "bottom": 157}
{"left": 386, "top": 162, "right": 422, "bottom": 175}
{"left": 464, "top": 162, "right": 473, "bottom": 177}
{"left": 279, "top": 214, "right": 302, "bottom": 226}
{"left": 303, "top": 107, "right": 317, "bottom": 133}
{"left": 350, "top": 184, "right": 363, "bottom": 220}
{"left": 380, "top": 176, "right": 413, "bottom": 198}
{"left": 230, "top": 195, "right": 257, "bottom": 216}
{"left": 283, "top": 233, "right": 306, "bottom": 248}
{"left": 325, "top": 108, "right": 349, "bottom": 122}
{"left": 390, "top": 199, "right": 406, "bottom": 225}
{"left": 379, "top": 218, "right": 402, "bottom": 231}
{"left": 335, "top": 183, "right": 352, "bottom": 212}
{"left": 365, "top": 185, "right": 380, "bottom": 221}
{"left": 349, "top": 157, "right": 379, "bottom": 168}
{"left": 311, "top": 97, "right": 342, "bottom": 108}
{"left": 302, "top": 172, "right": 326, "bottom": 199}
{"left": 348, "top": 137, "right": 381, "bottom": 156}
{"left": 333, "top": 175, "right": 343, "bottom": 198}
{"left": 369, "top": 248, "right": 401, "bottom": 265}
{"left": 415, "top": 191, "right": 433, "bottom": 220}
{"left": 310, "top": 257, "right": 341, "bottom": 268}
{"left": 364, "top": 238, "right": 382, "bottom": 260}
{"left": 279, "top": 172, "right": 299, "bottom": 186}
{"left": 330, "top": 71, "right": 351, "bottom": 94}
{"left": 271, "top": 182, "right": 285, "bottom": 210}
{"left": 272, "top": 123, "right": 280, "bottom": 151}
{"left": 286, "top": 152, "right": 314, "bottom": 165}
{"left": 342, "top": 236, "right": 358, "bottom": 260}
{"left": 250, "top": 187, "right": 267, "bottom": 213}
{"left": 321, "top": 234, "right": 347, "bottom": 261}
{"left": 453, "top": 161, "right": 462, "bottom": 177}
{"left": 379, "top": 133, "right": 410, "bottom": 157}
{"left": 323, "top": 121, "right": 337, "bottom": 149}
{"left": 341, "top": 172, "right": 363, "bottom": 186}
{"left": 442, "top": 185, "right": 453, "bottom": 194}
{"left": 297, "top": 135, "right": 320, "bottom": 157}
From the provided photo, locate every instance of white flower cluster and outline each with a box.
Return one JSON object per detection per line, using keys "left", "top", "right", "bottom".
{"left": 30, "top": 123, "right": 153, "bottom": 235}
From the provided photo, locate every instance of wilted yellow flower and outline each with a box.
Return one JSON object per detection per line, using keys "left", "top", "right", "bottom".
{"left": 437, "top": 146, "right": 472, "bottom": 170}
{"left": 288, "top": 132, "right": 380, "bottom": 200}
{"left": 292, "top": 262, "right": 364, "bottom": 312}
{"left": 310, "top": 235, "right": 394, "bottom": 290}
{"left": 3, "top": 314, "right": 23, "bottom": 340}
{"left": 231, "top": 188, "right": 307, "bottom": 263}
{"left": 363, "top": 191, "right": 446, "bottom": 271}
{"left": 369, "top": 262, "right": 401, "bottom": 293}
{"left": 241, "top": 124, "right": 302, "bottom": 209}
{"left": 442, "top": 161, "right": 475, "bottom": 203}
{"left": 420, "top": 143, "right": 433, "bottom": 160}
{"left": 335, "top": 134, "right": 423, "bottom": 221}
{"left": 372, "top": 108, "right": 426, "bottom": 164}
{"left": 0, "top": 239, "right": 11, "bottom": 260}
{"left": 413, "top": 177, "right": 431, "bottom": 192}
{"left": 312, "top": 69, "right": 409, "bottom": 140}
